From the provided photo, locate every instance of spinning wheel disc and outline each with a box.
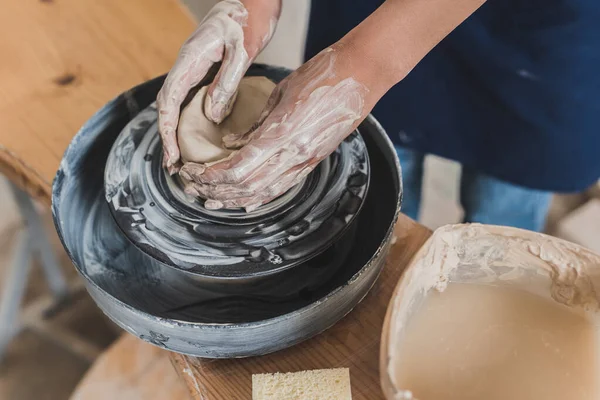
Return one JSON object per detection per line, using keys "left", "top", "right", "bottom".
{"left": 104, "top": 102, "right": 370, "bottom": 278}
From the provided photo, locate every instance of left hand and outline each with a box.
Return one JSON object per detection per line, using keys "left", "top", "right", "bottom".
{"left": 156, "top": 0, "right": 281, "bottom": 174}
{"left": 179, "top": 46, "right": 369, "bottom": 212}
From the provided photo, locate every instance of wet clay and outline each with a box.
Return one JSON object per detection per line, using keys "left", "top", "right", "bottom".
{"left": 177, "top": 76, "right": 275, "bottom": 163}
{"left": 383, "top": 224, "right": 600, "bottom": 400}
{"left": 393, "top": 282, "right": 599, "bottom": 400}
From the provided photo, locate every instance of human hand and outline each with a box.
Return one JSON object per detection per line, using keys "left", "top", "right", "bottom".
{"left": 157, "top": 0, "right": 281, "bottom": 173}
{"left": 179, "top": 46, "right": 370, "bottom": 212}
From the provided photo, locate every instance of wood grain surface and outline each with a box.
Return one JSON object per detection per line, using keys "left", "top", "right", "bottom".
{"left": 0, "top": 0, "right": 195, "bottom": 204}
{"left": 70, "top": 334, "right": 189, "bottom": 400}
{"left": 171, "top": 214, "right": 432, "bottom": 400}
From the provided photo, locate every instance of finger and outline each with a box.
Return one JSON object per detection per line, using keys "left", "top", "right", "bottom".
{"left": 185, "top": 161, "right": 280, "bottom": 200}
{"left": 222, "top": 128, "right": 258, "bottom": 150}
{"left": 167, "top": 161, "right": 182, "bottom": 175}
{"left": 180, "top": 143, "right": 270, "bottom": 185}
{"left": 178, "top": 162, "right": 206, "bottom": 182}
{"left": 183, "top": 180, "right": 200, "bottom": 197}
{"left": 221, "top": 83, "right": 285, "bottom": 149}
{"left": 203, "top": 195, "right": 261, "bottom": 212}
{"left": 202, "top": 188, "right": 276, "bottom": 211}
{"left": 254, "top": 82, "right": 285, "bottom": 127}
{"left": 190, "top": 160, "right": 315, "bottom": 213}
{"left": 199, "top": 84, "right": 294, "bottom": 182}
{"left": 180, "top": 149, "right": 296, "bottom": 200}
{"left": 204, "top": 199, "right": 224, "bottom": 210}
{"left": 263, "top": 164, "right": 314, "bottom": 201}
{"left": 185, "top": 180, "right": 264, "bottom": 211}
{"left": 180, "top": 151, "right": 278, "bottom": 201}
{"left": 220, "top": 165, "right": 314, "bottom": 212}
{"left": 220, "top": 196, "right": 263, "bottom": 212}
{"left": 204, "top": 38, "right": 250, "bottom": 124}
{"left": 201, "top": 129, "right": 299, "bottom": 185}
{"left": 157, "top": 55, "right": 215, "bottom": 168}
{"left": 157, "top": 125, "right": 180, "bottom": 173}
{"left": 188, "top": 182, "right": 251, "bottom": 202}
{"left": 184, "top": 146, "right": 303, "bottom": 199}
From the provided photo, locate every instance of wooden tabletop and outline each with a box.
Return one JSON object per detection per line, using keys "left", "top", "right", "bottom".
{"left": 0, "top": 0, "right": 195, "bottom": 204}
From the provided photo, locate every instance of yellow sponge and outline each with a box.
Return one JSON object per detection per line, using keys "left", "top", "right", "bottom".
{"left": 252, "top": 368, "right": 352, "bottom": 400}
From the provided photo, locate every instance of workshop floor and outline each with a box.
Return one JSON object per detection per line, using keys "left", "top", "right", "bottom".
{"left": 1, "top": 1, "right": 598, "bottom": 399}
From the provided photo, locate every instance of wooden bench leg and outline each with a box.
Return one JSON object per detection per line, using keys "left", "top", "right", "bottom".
{"left": 0, "top": 183, "right": 101, "bottom": 363}
{"left": 10, "top": 182, "right": 68, "bottom": 299}
{"left": 0, "top": 228, "right": 32, "bottom": 361}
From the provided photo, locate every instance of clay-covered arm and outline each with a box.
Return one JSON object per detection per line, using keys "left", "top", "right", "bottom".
{"left": 180, "top": 0, "right": 485, "bottom": 211}
{"left": 340, "top": 0, "right": 486, "bottom": 105}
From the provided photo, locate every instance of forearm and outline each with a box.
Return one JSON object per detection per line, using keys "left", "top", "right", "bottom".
{"left": 240, "top": 0, "right": 282, "bottom": 56}
{"left": 241, "top": 0, "right": 281, "bottom": 15}
{"left": 335, "top": 0, "right": 485, "bottom": 108}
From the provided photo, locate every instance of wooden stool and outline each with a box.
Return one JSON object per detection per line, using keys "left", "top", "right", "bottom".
{"left": 0, "top": 181, "right": 100, "bottom": 363}
{"left": 70, "top": 334, "right": 189, "bottom": 400}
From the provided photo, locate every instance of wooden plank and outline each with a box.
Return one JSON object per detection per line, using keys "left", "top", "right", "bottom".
{"left": 0, "top": 0, "right": 196, "bottom": 204}
{"left": 70, "top": 334, "right": 189, "bottom": 400}
{"left": 170, "top": 214, "right": 432, "bottom": 400}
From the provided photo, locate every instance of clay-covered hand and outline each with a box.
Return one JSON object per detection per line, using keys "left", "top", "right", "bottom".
{"left": 179, "top": 47, "right": 369, "bottom": 212}
{"left": 157, "top": 0, "right": 281, "bottom": 173}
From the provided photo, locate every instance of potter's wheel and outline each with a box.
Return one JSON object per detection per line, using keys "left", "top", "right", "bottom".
{"left": 52, "top": 65, "right": 402, "bottom": 358}
{"left": 104, "top": 102, "right": 370, "bottom": 278}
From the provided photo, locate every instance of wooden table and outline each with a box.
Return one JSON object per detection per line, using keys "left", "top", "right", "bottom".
{"left": 1, "top": 1, "right": 433, "bottom": 398}
{"left": 0, "top": 0, "right": 195, "bottom": 204}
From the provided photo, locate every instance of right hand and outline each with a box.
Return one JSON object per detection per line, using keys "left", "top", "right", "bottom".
{"left": 179, "top": 47, "right": 370, "bottom": 212}
{"left": 157, "top": 0, "right": 281, "bottom": 173}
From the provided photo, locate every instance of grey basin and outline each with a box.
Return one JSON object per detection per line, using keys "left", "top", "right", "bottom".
{"left": 51, "top": 64, "right": 402, "bottom": 358}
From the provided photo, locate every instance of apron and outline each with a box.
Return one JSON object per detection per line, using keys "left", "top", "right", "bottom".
{"left": 305, "top": 0, "right": 600, "bottom": 192}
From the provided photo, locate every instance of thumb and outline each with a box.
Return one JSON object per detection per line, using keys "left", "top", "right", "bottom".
{"left": 204, "top": 40, "right": 250, "bottom": 123}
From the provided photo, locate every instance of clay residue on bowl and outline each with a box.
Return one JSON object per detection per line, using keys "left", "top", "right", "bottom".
{"left": 52, "top": 65, "right": 403, "bottom": 358}
{"left": 381, "top": 223, "right": 600, "bottom": 399}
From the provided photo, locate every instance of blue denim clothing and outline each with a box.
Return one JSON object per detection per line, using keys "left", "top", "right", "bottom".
{"left": 306, "top": 0, "right": 600, "bottom": 192}
{"left": 396, "top": 146, "right": 552, "bottom": 232}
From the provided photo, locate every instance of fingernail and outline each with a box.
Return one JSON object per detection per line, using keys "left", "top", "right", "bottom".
{"left": 205, "top": 200, "right": 223, "bottom": 210}
{"left": 204, "top": 93, "right": 218, "bottom": 123}
{"left": 211, "top": 102, "right": 225, "bottom": 123}
{"left": 205, "top": 89, "right": 235, "bottom": 124}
